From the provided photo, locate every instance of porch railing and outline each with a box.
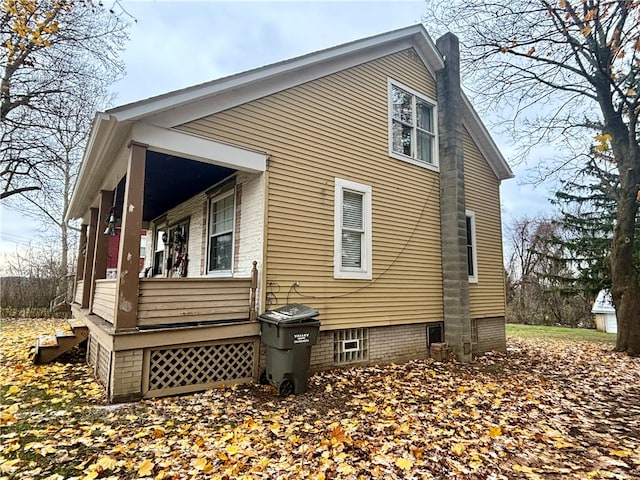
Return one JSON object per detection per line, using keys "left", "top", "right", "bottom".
{"left": 86, "top": 262, "right": 258, "bottom": 328}
{"left": 74, "top": 281, "right": 84, "bottom": 305}
{"left": 93, "top": 279, "right": 117, "bottom": 323}
{"left": 137, "top": 277, "right": 253, "bottom": 327}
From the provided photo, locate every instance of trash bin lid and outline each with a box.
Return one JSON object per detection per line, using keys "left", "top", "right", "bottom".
{"left": 259, "top": 303, "right": 319, "bottom": 323}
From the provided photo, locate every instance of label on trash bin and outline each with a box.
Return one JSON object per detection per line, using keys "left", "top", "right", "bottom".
{"left": 293, "top": 332, "right": 310, "bottom": 344}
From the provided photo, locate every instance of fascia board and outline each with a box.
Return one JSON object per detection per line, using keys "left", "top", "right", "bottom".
{"left": 109, "top": 25, "right": 441, "bottom": 128}
{"left": 66, "top": 113, "right": 118, "bottom": 221}
{"left": 131, "top": 123, "right": 267, "bottom": 173}
{"left": 461, "top": 95, "right": 514, "bottom": 181}
{"left": 144, "top": 40, "right": 417, "bottom": 128}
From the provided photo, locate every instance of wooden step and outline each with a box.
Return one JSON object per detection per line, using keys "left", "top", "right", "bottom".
{"left": 55, "top": 328, "right": 75, "bottom": 338}
{"left": 37, "top": 334, "right": 59, "bottom": 348}
{"left": 67, "top": 318, "right": 87, "bottom": 330}
{"left": 34, "top": 319, "right": 89, "bottom": 364}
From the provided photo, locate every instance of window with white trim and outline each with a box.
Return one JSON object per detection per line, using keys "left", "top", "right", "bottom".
{"left": 334, "top": 178, "right": 372, "bottom": 280}
{"left": 207, "top": 190, "right": 235, "bottom": 274}
{"left": 388, "top": 79, "right": 437, "bottom": 167}
{"left": 152, "top": 222, "right": 167, "bottom": 277}
{"left": 466, "top": 210, "right": 478, "bottom": 283}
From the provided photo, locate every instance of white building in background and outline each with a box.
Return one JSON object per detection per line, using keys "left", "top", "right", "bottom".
{"left": 592, "top": 290, "right": 617, "bottom": 334}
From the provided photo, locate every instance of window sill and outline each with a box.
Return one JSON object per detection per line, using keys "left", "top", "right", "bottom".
{"left": 334, "top": 270, "right": 372, "bottom": 280}
{"left": 389, "top": 151, "right": 439, "bottom": 172}
{"left": 206, "top": 271, "right": 234, "bottom": 278}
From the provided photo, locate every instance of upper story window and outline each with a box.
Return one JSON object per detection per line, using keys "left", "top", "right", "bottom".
{"left": 466, "top": 210, "right": 478, "bottom": 283}
{"left": 334, "top": 178, "right": 372, "bottom": 280}
{"left": 388, "top": 79, "right": 438, "bottom": 169}
{"left": 207, "top": 190, "right": 235, "bottom": 275}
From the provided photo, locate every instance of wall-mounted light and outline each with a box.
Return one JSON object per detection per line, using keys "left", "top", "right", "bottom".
{"left": 104, "top": 206, "right": 117, "bottom": 236}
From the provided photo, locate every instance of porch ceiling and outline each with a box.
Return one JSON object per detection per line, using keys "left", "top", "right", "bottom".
{"left": 142, "top": 150, "right": 234, "bottom": 221}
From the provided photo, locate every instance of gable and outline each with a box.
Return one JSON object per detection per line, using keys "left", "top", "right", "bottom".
{"left": 177, "top": 48, "right": 437, "bottom": 159}
{"left": 108, "top": 25, "right": 443, "bottom": 128}
{"left": 69, "top": 25, "right": 512, "bottom": 221}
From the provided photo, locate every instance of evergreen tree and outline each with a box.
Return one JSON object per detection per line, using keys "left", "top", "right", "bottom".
{"left": 552, "top": 156, "right": 640, "bottom": 296}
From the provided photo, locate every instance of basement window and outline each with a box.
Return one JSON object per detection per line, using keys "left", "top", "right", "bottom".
{"left": 426, "top": 322, "right": 444, "bottom": 347}
{"left": 334, "top": 328, "right": 369, "bottom": 364}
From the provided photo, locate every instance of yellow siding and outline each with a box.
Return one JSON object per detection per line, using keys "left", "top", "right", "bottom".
{"left": 463, "top": 129, "right": 506, "bottom": 318}
{"left": 179, "top": 50, "right": 444, "bottom": 330}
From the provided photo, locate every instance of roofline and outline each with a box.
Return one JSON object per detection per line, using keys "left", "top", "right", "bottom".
{"left": 461, "top": 95, "right": 514, "bottom": 181}
{"left": 108, "top": 25, "right": 441, "bottom": 124}
{"left": 69, "top": 24, "right": 513, "bottom": 220}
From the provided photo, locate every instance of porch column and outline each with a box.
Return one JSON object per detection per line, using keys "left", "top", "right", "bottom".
{"left": 90, "top": 189, "right": 114, "bottom": 309}
{"left": 73, "top": 224, "right": 88, "bottom": 301}
{"left": 113, "top": 142, "right": 147, "bottom": 331}
{"left": 81, "top": 208, "right": 98, "bottom": 309}
{"left": 436, "top": 33, "right": 472, "bottom": 362}
{"left": 75, "top": 224, "right": 88, "bottom": 281}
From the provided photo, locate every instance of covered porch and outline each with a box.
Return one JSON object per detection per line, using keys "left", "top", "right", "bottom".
{"left": 67, "top": 118, "right": 267, "bottom": 402}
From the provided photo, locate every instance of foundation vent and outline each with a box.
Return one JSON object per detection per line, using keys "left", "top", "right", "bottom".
{"left": 334, "top": 328, "right": 369, "bottom": 364}
{"left": 146, "top": 341, "right": 255, "bottom": 397}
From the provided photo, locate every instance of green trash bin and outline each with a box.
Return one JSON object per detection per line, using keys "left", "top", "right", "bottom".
{"left": 259, "top": 303, "right": 320, "bottom": 396}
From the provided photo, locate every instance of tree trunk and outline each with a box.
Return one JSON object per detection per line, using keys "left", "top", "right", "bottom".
{"left": 610, "top": 159, "right": 640, "bottom": 355}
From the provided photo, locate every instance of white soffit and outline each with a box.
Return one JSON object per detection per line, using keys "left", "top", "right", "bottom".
{"left": 131, "top": 123, "right": 267, "bottom": 173}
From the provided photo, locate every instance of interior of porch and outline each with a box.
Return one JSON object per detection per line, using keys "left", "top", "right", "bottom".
{"left": 71, "top": 147, "right": 261, "bottom": 332}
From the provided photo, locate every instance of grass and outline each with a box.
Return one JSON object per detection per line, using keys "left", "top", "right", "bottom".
{"left": 506, "top": 323, "right": 617, "bottom": 344}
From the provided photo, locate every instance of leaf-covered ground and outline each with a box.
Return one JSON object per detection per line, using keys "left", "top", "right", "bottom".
{"left": 1, "top": 318, "right": 639, "bottom": 480}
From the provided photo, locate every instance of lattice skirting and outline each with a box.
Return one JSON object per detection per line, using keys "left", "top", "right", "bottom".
{"left": 87, "top": 336, "right": 112, "bottom": 389}
{"left": 143, "top": 339, "right": 258, "bottom": 398}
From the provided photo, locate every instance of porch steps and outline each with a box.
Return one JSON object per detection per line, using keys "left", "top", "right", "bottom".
{"left": 33, "top": 319, "right": 89, "bottom": 364}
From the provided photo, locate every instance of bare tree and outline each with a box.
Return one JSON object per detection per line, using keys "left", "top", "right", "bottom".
{"left": 429, "top": 0, "right": 640, "bottom": 354}
{"left": 505, "top": 216, "right": 593, "bottom": 327}
{"left": 0, "top": 241, "right": 66, "bottom": 317}
{"left": 1, "top": 0, "right": 128, "bottom": 200}
{"left": 1, "top": 0, "right": 129, "bottom": 286}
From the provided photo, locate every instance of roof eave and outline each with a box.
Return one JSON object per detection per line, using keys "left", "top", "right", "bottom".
{"left": 108, "top": 25, "right": 442, "bottom": 126}
{"left": 461, "top": 95, "right": 514, "bottom": 182}
{"left": 66, "top": 113, "right": 122, "bottom": 221}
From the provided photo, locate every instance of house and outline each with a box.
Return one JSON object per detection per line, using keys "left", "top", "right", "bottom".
{"left": 55, "top": 25, "right": 513, "bottom": 402}
{"left": 592, "top": 289, "right": 617, "bottom": 334}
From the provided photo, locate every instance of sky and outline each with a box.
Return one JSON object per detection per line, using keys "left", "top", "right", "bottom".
{"left": 0, "top": 0, "right": 553, "bottom": 258}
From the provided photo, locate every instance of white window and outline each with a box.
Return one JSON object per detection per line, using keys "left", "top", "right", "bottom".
{"left": 466, "top": 210, "right": 478, "bottom": 283}
{"left": 388, "top": 79, "right": 438, "bottom": 169}
{"left": 334, "top": 178, "right": 372, "bottom": 280}
{"left": 207, "top": 190, "right": 235, "bottom": 275}
{"left": 152, "top": 223, "right": 167, "bottom": 276}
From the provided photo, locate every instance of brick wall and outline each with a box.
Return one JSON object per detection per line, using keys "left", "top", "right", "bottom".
{"left": 110, "top": 349, "right": 144, "bottom": 402}
{"left": 309, "top": 331, "right": 336, "bottom": 370}
{"left": 369, "top": 324, "right": 428, "bottom": 364}
{"left": 235, "top": 172, "right": 264, "bottom": 278}
{"left": 303, "top": 324, "right": 430, "bottom": 372}
{"left": 474, "top": 316, "right": 506, "bottom": 354}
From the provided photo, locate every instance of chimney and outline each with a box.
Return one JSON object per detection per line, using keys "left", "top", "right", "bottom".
{"left": 436, "top": 33, "right": 472, "bottom": 362}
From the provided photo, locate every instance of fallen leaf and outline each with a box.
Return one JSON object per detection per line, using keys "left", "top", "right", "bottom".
{"left": 396, "top": 457, "right": 413, "bottom": 471}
